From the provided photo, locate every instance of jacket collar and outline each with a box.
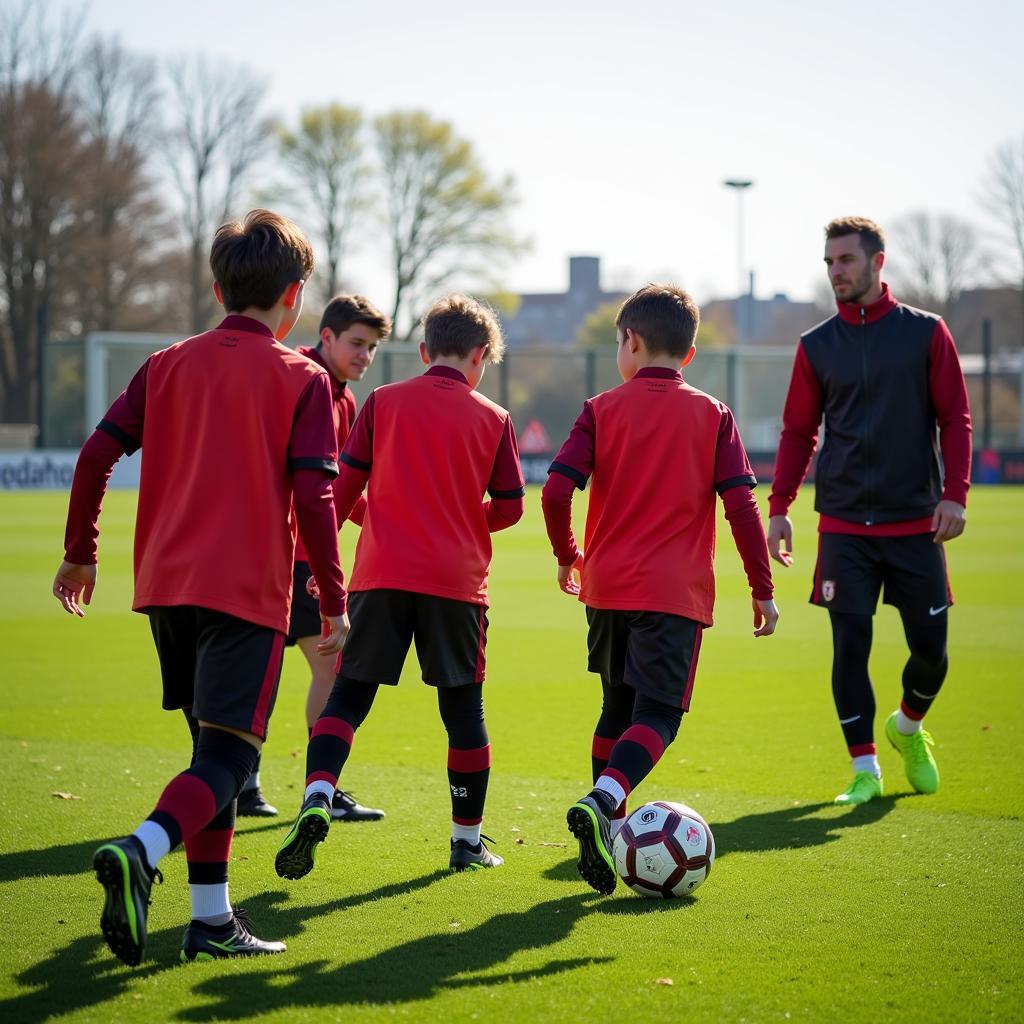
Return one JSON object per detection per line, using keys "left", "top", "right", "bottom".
{"left": 634, "top": 367, "right": 684, "bottom": 381}
{"left": 297, "top": 344, "right": 348, "bottom": 399}
{"left": 425, "top": 365, "right": 470, "bottom": 385}
{"left": 835, "top": 282, "right": 898, "bottom": 325}
{"left": 217, "top": 315, "right": 275, "bottom": 338}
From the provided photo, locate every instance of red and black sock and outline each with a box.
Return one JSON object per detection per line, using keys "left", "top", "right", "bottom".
{"left": 305, "top": 676, "right": 378, "bottom": 794}
{"left": 592, "top": 677, "right": 635, "bottom": 822}
{"left": 439, "top": 686, "right": 489, "bottom": 838}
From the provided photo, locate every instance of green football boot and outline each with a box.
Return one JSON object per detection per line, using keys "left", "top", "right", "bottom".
{"left": 566, "top": 794, "right": 617, "bottom": 895}
{"left": 180, "top": 908, "right": 286, "bottom": 962}
{"left": 885, "top": 712, "right": 940, "bottom": 794}
{"left": 92, "top": 837, "right": 162, "bottom": 966}
{"left": 275, "top": 792, "right": 331, "bottom": 880}
{"left": 834, "top": 770, "right": 883, "bottom": 806}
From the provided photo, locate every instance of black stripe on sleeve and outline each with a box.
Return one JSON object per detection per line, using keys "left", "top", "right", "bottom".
{"left": 291, "top": 456, "right": 339, "bottom": 476}
{"left": 488, "top": 485, "right": 526, "bottom": 500}
{"left": 97, "top": 419, "right": 140, "bottom": 455}
{"left": 548, "top": 460, "right": 588, "bottom": 490}
{"left": 716, "top": 473, "right": 757, "bottom": 495}
{"left": 339, "top": 451, "right": 371, "bottom": 472}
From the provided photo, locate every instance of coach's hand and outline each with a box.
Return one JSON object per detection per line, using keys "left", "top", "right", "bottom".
{"left": 557, "top": 552, "right": 584, "bottom": 596}
{"left": 767, "top": 515, "right": 793, "bottom": 567}
{"left": 52, "top": 561, "right": 96, "bottom": 617}
{"left": 753, "top": 598, "right": 779, "bottom": 637}
{"left": 931, "top": 500, "right": 966, "bottom": 543}
{"left": 318, "top": 612, "right": 350, "bottom": 656}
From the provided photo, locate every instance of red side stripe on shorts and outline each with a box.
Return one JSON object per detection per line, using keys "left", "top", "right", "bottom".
{"left": 250, "top": 631, "right": 285, "bottom": 739}
{"left": 183, "top": 828, "right": 234, "bottom": 863}
{"left": 619, "top": 724, "right": 666, "bottom": 764}
{"left": 474, "top": 605, "right": 487, "bottom": 683}
{"left": 448, "top": 744, "right": 491, "bottom": 773}
{"left": 591, "top": 734, "right": 618, "bottom": 761}
{"left": 812, "top": 533, "right": 823, "bottom": 604}
{"left": 312, "top": 717, "right": 355, "bottom": 745}
{"left": 681, "top": 626, "right": 703, "bottom": 711}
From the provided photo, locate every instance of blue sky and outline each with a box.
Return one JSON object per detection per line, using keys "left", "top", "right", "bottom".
{"left": 82, "top": 0, "right": 1023, "bottom": 305}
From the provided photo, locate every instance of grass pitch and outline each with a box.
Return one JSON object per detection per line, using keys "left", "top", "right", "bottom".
{"left": 0, "top": 487, "right": 1021, "bottom": 1023}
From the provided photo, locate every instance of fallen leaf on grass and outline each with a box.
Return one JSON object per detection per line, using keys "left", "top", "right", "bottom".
{"left": 51, "top": 791, "right": 80, "bottom": 800}
{"left": 655, "top": 978, "right": 673, "bottom": 986}
{"left": 537, "top": 842, "right": 566, "bottom": 848}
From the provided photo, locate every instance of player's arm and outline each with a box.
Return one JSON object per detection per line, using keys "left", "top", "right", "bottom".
{"left": 541, "top": 401, "right": 595, "bottom": 595}
{"left": 290, "top": 373, "right": 349, "bottom": 654}
{"left": 716, "top": 407, "right": 778, "bottom": 637}
{"left": 767, "top": 342, "right": 823, "bottom": 567}
{"left": 334, "top": 392, "right": 375, "bottom": 526}
{"left": 483, "top": 415, "right": 526, "bottom": 533}
{"left": 928, "top": 320, "right": 971, "bottom": 543}
{"left": 54, "top": 359, "right": 148, "bottom": 615}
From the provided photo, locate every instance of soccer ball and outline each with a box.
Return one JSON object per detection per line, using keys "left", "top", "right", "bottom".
{"left": 612, "top": 801, "right": 715, "bottom": 898}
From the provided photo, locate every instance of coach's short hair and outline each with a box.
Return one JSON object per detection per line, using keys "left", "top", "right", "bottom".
{"left": 209, "top": 209, "right": 315, "bottom": 312}
{"left": 319, "top": 295, "right": 392, "bottom": 339}
{"left": 825, "top": 216, "right": 886, "bottom": 256}
{"left": 422, "top": 294, "right": 506, "bottom": 364}
{"left": 615, "top": 284, "right": 700, "bottom": 357}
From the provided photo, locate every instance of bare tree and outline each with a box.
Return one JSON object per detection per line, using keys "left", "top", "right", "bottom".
{"left": 981, "top": 135, "right": 1024, "bottom": 346}
{"left": 0, "top": 1, "right": 84, "bottom": 426}
{"left": 275, "top": 104, "right": 368, "bottom": 303}
{"left": 888, "top": 211, "right": 990, "bottom": 317}
{"left": 374, "top": 110, "right": 523, "bottom": 339}
{"left": 164, "top": 54, "right": 270, "bottom": 333}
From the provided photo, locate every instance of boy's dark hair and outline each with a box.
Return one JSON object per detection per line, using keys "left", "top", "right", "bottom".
{"left": 319, "top": 295, "right": 392, "bottom": 339}
{"left": 825, "top": 216, "right": 886, "bottom": 255}
{"left": 209, "top": 209, "right": 315, "bottom": 313}
{"left": 422, "top": 294, "right": 506, "bottom": 364}
{"left": 615, "top": 284, "right": 700, "bottom": 357}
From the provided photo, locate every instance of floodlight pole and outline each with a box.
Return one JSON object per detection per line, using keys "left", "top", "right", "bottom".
{"left": 723, "top": 179, "right": 754, "bottom": 344}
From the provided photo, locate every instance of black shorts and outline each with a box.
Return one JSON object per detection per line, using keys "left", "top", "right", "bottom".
{"left": 287, "top": 561, "right": 321, "bottom": 646}
{"left": 147, "top": 606, "right": 286, "bottom": 740}
{"left": 585, "top": 607, "right": 703, "bottom": 711}
{"left": 338, "top": 589, "right": 488, "bottom": 687}
{"left": 811, "top": 532, "right": 953, "bottom": 617}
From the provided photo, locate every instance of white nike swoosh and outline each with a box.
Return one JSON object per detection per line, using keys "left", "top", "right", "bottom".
{"left": 929, "top": 605, "right": 947, "bottom": 616}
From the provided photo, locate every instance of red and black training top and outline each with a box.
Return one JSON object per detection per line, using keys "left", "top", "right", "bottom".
{"left": 333, "top": 365, "right": 526, "bottom": 606}
{"left": 63, "top": 316, "right": 347, "bottom": 632}
{"left": 542, "top": 367, "right": 773, "bottom": 627}
{"left": 770, "top": 284, "right": 972, "bottom": 535}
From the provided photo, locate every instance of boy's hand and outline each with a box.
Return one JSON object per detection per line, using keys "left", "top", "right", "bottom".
{"left": 753, "top": 598, "right": 779, "bottom": 637}
{"left": 306, "top": 574, "right": 320, "bottom": 598}
{"left": 53, "top": 561, "right": 97, "bottom": 617}
{"left": 318, "top": 612, "right": 350, "bottom": 656}
{"left": 767, "top": 515, "right": 793, "bottom": 567}
{"left": 931, "top": 500, "right": 966, "bottom": 543}
{"left": 557, "top": 552, "right": 584, "bottom": 596}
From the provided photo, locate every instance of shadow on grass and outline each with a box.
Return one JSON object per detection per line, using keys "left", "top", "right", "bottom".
{"left": 542, "top": 795, "right": 904, "bottom": 883}
{"left": 176, "top": 891, "right": 613, "bottom": 1021}
{"left": 0, "top": 823, "right": 281, "bottom": 885}
{"left": 0, "top": 870, "right": 451, "bottom": 1023}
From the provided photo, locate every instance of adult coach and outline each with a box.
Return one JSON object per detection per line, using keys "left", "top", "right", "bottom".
{"left": 767, "top": 216, "right": 971, "bottom": 806}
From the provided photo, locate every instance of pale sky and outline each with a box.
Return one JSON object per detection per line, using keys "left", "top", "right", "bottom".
{"left": 81, "top": 0, "right": 1023, "bottom": 305}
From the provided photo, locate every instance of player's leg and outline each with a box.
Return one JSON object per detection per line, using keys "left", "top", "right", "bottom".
{"left": 881, "top": 536, "right": 949, "bottom": 793}
{"left": 412, "top": 595, "right": 500, "bottom": 870}
{"left": 275, "top": 674, "right": 379, "bottom": 879}
{"left": 297, "top": 633, "right": 385, "bottom": 822}
{"left": 812, "top": 534, "right": 885, "bottom": 805}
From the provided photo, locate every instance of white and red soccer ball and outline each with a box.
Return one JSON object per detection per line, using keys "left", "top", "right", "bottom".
{"left": 612, "top": 801, "right": 715, "bottom": 898}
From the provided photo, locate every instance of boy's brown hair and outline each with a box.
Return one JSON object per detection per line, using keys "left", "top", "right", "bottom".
{"left": 616, "top": 284, "right": 700, "bottom": 357}
{"left": 422, "top": 294, "right": 506, "bottom": 364}
{"left": 209, "top": 209, "right": 315, "bottom": 313}
{"left": 825, "top": 216, "right": 886, "bottom": 256}
{"left": 319, "top": 294, "right": 392, "bottom": 339}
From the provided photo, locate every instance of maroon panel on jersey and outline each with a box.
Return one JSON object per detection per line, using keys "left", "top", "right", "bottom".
{"left": 340, "top": 366, "right": 524, "bottom": 605}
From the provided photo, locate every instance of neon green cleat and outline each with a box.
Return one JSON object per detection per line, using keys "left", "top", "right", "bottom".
{"left": 834, "top": 770, "right": 883, "bottom": 805}
{"left": 885, "top": 712, "right": 940, "bottom": 794}
{"left": 275, "top": 793, "right": 331, "bottom": 880}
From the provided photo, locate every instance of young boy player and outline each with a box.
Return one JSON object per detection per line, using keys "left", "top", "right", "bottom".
{"left": 542, "top": 284, "right": 779, "bottom": 895}
{"left": 239, "top": 295, "right": 390, "bottom": 824}
{"left": 276, "top": 294, "right": 525, "bottom": 877}
{"left": 53, "top": 210, "right": 349, "bottom": 964}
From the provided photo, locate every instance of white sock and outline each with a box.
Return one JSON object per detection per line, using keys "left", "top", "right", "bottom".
{"left": 594, "top": 775, "right": 627, "bottom": 809}
{"left": 452, "top": 822, "right": 482, "bottom": 846}
{"left": 242, "top": 769, "right": 260, "bottom": 792}
{"left": 132, "top": 820, "right": 171, "bottom": 871}
{"left": 304, "top": 780, "right": 335, "bottom": 804}
{"left": 852, "top": 754, "right": 881, "bottom": 778}
{"left": 895, "top": 709, "right": 922, "bottom": 735}
{"left": 190, "top": 883, "right": 232, "bottom": 926}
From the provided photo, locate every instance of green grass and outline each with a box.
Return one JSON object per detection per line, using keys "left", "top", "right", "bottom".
{"left": 1, "top": 487, "right": 1022, "bottom": 1023}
